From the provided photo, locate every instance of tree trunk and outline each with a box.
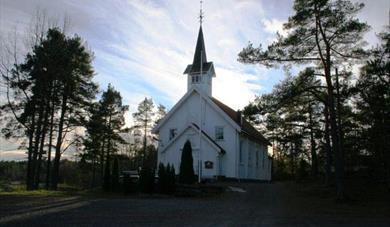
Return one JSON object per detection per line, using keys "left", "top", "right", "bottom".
{"left": 309, "top": 104, "right": 318, "bottom": 177}
{"left": 35, "top": 137, "right": 44, "bottom": 189}
{"left": 335, "top": 68, "right": 345, "bottom": 179}
{"left": 143, "top": 120, "right": 147, "bottom": 167}
{"left": 290, "top": 142, "right": 295, "bottom": 176}
{"left": 91, "top": 157, "right": 96, "bottom": 188}
{"left": 324, "top": 104, "right": 332, "bottom": 186}
{"left": 324, "top": 55, "right": 344, "bottom": 200}
{"left": 103, "top": 114, "right": 112, "bottom": 191}
{"left": 45, "top": 98, "right": 55, "bottom": 190}
{"left": 31, "top": 103, "right": 45, "bottom": 189}
{"left": 51, "top": 93, "right": 68, "bottom": 190}
{"left": 103, "top": 138, "right": 111, "bottom": 191}
{"left": 100, "top": 139, "right": 106, "bottom": 182}
{"left": 26, "top": 107, "right": 36, "bottom": 190}
{"left": 35, "top": 94, "right": 51, "bottom": 189}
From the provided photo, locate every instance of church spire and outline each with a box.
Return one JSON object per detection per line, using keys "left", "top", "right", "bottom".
{"left": 193, "top": 0, "right": 207, "bottom": 71}
{"left": 191, "top": 26, "right": 207, "bottom": 72}
{"left": 199, "top": 0, "right": 204, "bottom": 26}
{"left": 183, "top": 0, "right": 215, "bottom": 96}
{"left": 183, "top": 0, "right": 210, "bottom": 75}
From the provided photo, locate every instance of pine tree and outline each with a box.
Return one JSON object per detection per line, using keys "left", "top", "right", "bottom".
{"left": 1, "top": 27, "right": 97, "bottom": 190}
{"left": 243, "top": 68, "right": 325, "bottom": 180}
{"left": 168, "top": 164, "right": 176, "bottom": 194}
{"left": 99, "top": 84, "right": 128, "bottom": 191}
{"left": 179, "top": 140, "right": 195, "bottom": 184}
{"left": 50, "top": 29, "right": 98, "bottom": 190}
{"left": 133, "top": 98, "right": 154, "bottom": 167}
{"left": 355, "top": 28, "right": 390, "bottom": 189}
{"left": 238, "top": 0, "right": 369, "bottom": 200}
{"left": 82, "top": 103, "right": 105, "bottom": 188}
{"left": 155, "top": 104, "right": 167, "bottom": 126}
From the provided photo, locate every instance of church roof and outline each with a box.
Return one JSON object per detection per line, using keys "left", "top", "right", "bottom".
{"left": 183, "top": 62, "right": 213, "bottom": 74}
{"left": 210, "top": 97, "right": 271, "bottom": 146}
{"left": 184, "top": 26, "right": 214, "bottom": 74}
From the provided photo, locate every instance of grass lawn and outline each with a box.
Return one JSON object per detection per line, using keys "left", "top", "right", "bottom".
{"left": 0, "top": 181, "right": 84, "bottom": 197}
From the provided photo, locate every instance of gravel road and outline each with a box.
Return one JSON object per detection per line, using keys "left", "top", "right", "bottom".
{"left": 1, "top": 182, "right": 389, "bottom": 227}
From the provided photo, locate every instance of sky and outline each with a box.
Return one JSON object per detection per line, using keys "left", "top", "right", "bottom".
{"left": 0, "top": 0, "right": 389, "bottom": 160}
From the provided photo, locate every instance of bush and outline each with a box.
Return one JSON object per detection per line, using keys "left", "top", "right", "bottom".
{"left": 179, "top": 140, "right": 196, "bottom": 184}
{"left": 158, "top": 163, "right": 176, "bottom": 194}
{"left": 138, "top": 167, "right": 155, "bottom": 193}
{"left": 158, "top": 163, "right": 167, "bottom": 193}
{"left": 167, "top": 164, "right": 176, "bottom": 194}
{"left": 296, "top": 159, "right": 309, "bottom": 182}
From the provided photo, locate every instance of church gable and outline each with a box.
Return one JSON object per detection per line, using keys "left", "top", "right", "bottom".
{"left": 152, "top": 88, "right": 241, "bottom": 135}
{"left": 154, "top": 88, "right": 240, "bottom": 146}
{"left": 160, "top": 124, "right": 225, "bottom": 154}
{"left": 156, "top": 90, "right": 201, "bottom": 143}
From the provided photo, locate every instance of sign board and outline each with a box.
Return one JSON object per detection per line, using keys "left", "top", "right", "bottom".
{"left": 205, "top": 161, "right": 213, "bottom": 169}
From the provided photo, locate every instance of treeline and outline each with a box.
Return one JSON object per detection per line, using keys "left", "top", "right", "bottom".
{"left": 0, "top": 160, "right": 96, "bottom": 190}
{"left": 1, "top": 27, "right": 97, "bottom": 190}
{"left": 0, "top": 14, "right": 167, "bottom": 191}
{"left": 239, "top": 0, "right": 389, "bottom": 200}
{"left": 0, "top": 161, "right": 26, "bottom": 183}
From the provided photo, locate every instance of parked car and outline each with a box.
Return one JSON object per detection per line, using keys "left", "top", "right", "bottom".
{"left": 120, "top": 170, "right": 139, "bottom": 193}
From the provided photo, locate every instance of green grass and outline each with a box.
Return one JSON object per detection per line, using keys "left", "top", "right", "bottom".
{"left": 0, "top": 189, "right": 71, "bottom": 197}
{"left": 0, "top": 181, "right": 84, "bottom": 197}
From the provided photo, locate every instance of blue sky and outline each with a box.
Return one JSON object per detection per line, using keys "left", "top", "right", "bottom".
{"left": 0, "top": 0, "right": 389, "bottom": 160}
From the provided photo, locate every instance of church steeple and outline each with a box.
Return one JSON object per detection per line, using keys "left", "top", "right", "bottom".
{"left": 183, "top": 3, "right": 215, "bottom": 97}
{"left": 188, "top": 26, "right": 208, "bottom": 74}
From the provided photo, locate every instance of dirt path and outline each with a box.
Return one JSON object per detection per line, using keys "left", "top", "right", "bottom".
{"left": 1, "top": 182, "right": 389, "bottom": 226}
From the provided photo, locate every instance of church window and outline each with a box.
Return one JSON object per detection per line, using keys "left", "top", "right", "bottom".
{"left": 239, "top": 140, "right": 243, "bottom": 163}
{"left": 169, "top": 128, "right": 177, "bottom": 140}
{"left": 192, "top": 75, "right": 201, "bottom": 83}
{"left": 215, "top": 126, "right": 224, "bottom": 140}
{"left": 262, "top": 150, "right": 265, "bottom": 169}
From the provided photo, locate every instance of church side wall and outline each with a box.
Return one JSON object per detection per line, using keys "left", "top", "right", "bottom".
{"left": 239, "top": 135, "right": 272, "bottom": 181}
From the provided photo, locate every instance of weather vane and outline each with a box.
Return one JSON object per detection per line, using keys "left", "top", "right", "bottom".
{"left": 199, "top": 0, "right": 204, "bottom": 25}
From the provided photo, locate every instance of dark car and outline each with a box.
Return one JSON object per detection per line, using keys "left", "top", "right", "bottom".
{"left": 120, "top": 170, "right": 139, "bottom": 193}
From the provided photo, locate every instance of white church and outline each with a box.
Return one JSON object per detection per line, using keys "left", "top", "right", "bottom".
{"left": 152, "top": 25, "right": 272, "bottom": 181}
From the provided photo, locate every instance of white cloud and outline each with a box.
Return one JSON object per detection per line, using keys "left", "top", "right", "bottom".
{"left": 1, "top": 0, "right": 389, "bottom": 158}
{"left": 262, "top": 18, "right": 287, "bottom": 36}
{"left": 0, "top": 150, "right": 27, "bottom": 161}
{"left": 213, "top": 67, "right": 261, "bottom": 110}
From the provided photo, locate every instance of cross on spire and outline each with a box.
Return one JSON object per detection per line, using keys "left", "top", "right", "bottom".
{"left": 199, "top": 0, "right": 204, "bottom": 25}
